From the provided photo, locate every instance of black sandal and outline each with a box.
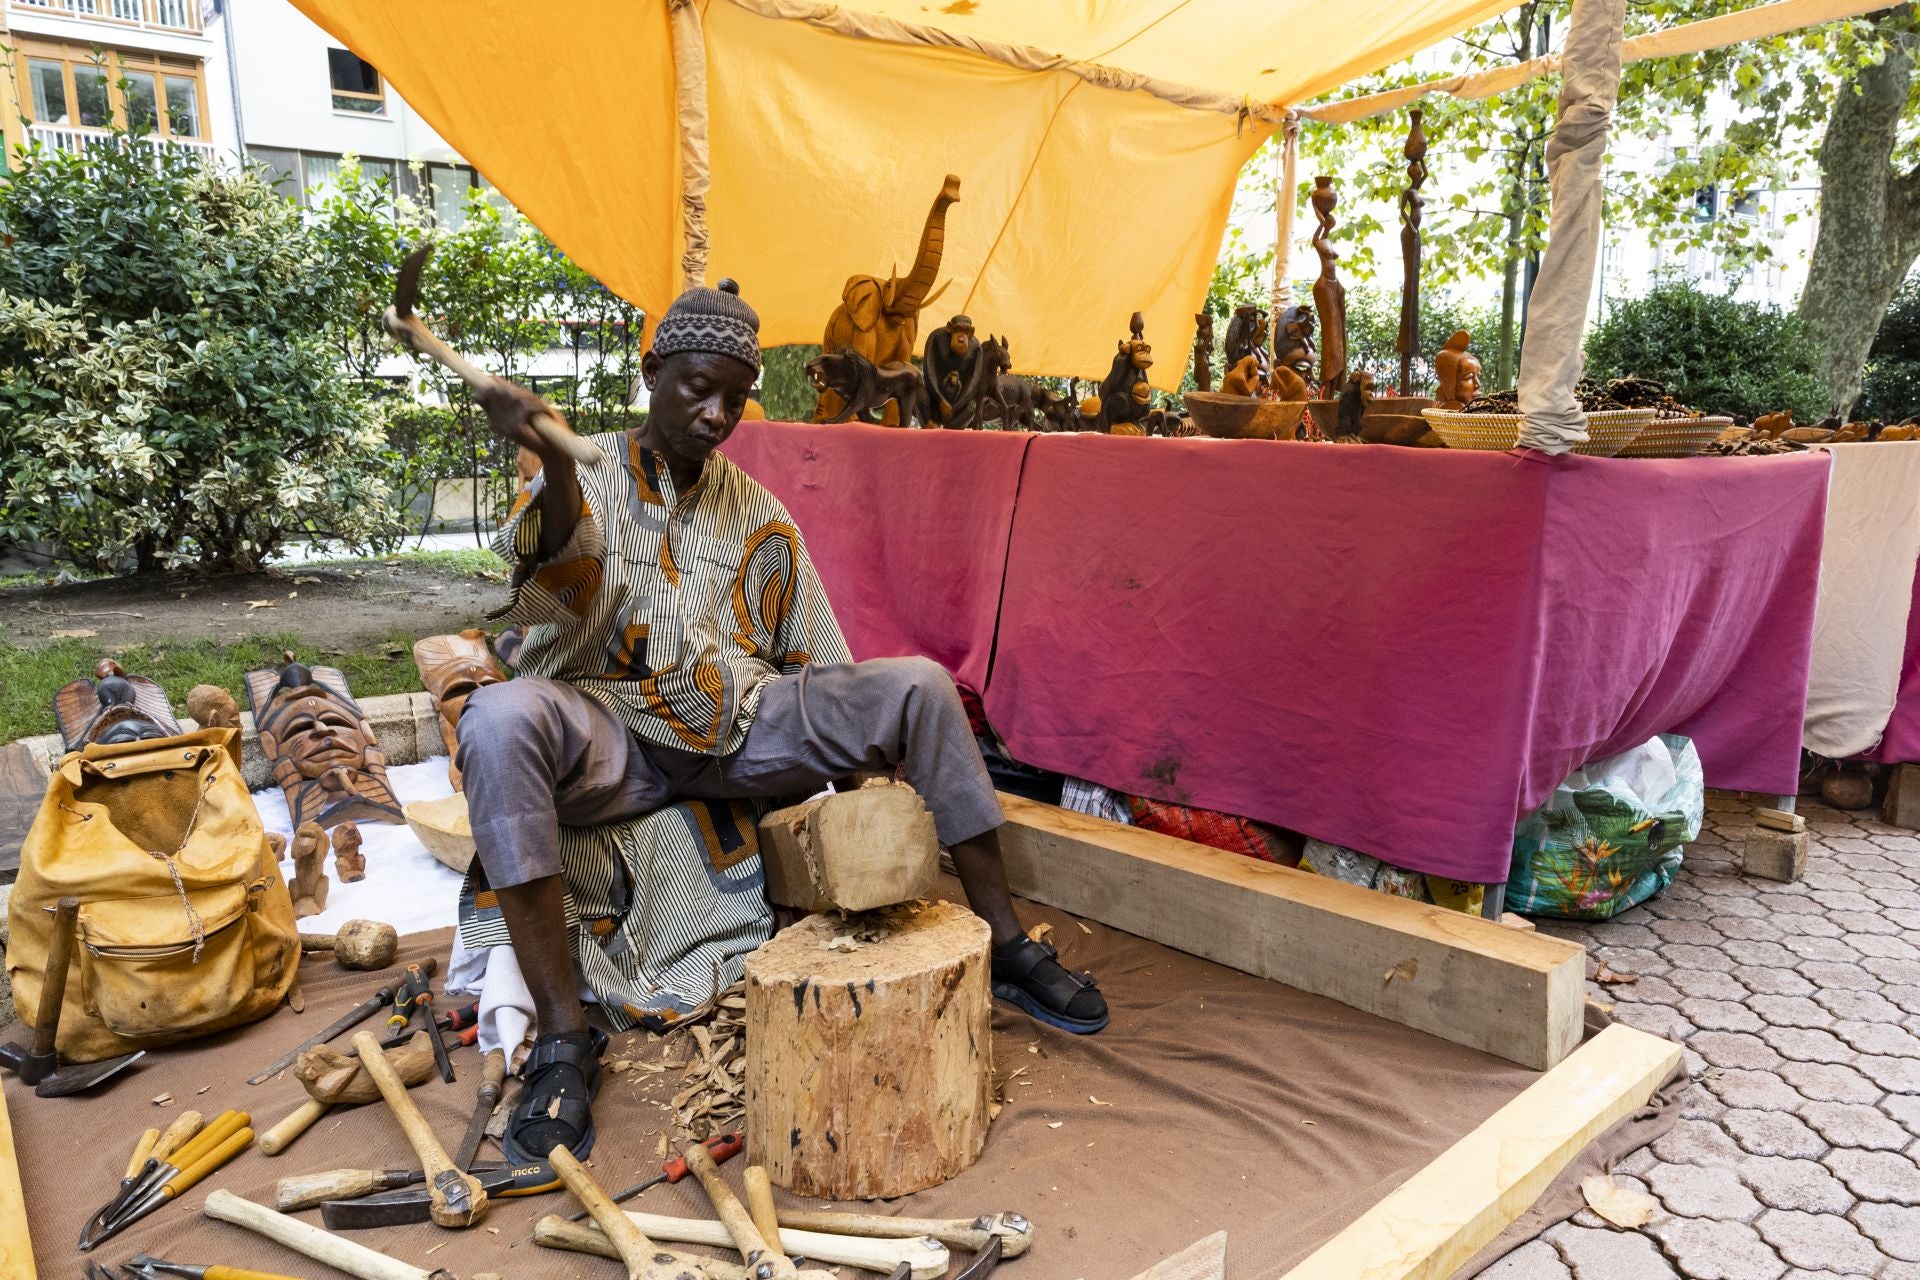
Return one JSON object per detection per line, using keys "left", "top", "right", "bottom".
{"left": 501, "top": 1028, "right": 606, "bottom": 1164}
{"left": 992, "top": 936, "right": 1109, "bottom": 1034}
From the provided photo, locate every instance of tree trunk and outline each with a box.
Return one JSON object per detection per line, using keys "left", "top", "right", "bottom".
{"left": 1800, "top": 6, "right": 1920, "bottom": 419}
{"left": 1494, "top": 5, "right": 1539, "bottom": 390}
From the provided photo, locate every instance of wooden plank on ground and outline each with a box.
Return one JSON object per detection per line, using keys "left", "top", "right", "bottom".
{"left": 0, "top": 742, "right": 46, "bottom": 879}
{"left": 995, "top": 793, "right": 1585, "bottom": 1070}
{"left": 1280, "top": 1023, "right": 1681, "bottom": 1280}
{"left": 0, "top": 1084, "right": 36, "bottom": 1279}
{"left": 1130, "top": 1231, "right": 1227, "bottom": 1280}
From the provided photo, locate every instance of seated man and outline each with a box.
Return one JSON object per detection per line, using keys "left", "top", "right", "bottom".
{"left": 461, "top": 279, "right": 1107, "bottom": 1165}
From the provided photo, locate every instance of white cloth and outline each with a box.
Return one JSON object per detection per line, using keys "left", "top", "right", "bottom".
{"left": 445, "top": 939, "right": 540, "bottom": 1060}
{"left": 1803, "top": 443, "right": 1920, "bottom": 758}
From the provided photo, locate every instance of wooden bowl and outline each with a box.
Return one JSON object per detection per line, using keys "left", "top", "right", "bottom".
{"left": 404, "top": 793, "right": 475, "bottom": 874}
{"left": 1182, "top": 393, "right": 1308, "bottom": 440}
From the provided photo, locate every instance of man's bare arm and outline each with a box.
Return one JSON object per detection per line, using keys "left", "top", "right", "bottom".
{"left": 478, "top": 381, "right": 583, "bottom": 557}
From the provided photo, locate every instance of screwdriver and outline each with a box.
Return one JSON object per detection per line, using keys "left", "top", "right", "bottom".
{"left": 387, "top": 962, "right": 455, "bottom": 1083}
{"left": 566, "top": 1131, "right": 744, "bottom": 1222}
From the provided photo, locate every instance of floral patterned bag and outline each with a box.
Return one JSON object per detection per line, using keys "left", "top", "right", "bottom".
{"left": 1506, "top": 734, "right": 1704, "bottom": 920}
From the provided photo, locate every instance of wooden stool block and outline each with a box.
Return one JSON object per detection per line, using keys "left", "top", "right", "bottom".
{"left": 745, "top": 900, "right": 991, "bottom": 1199}
{"left": 1885, "top": 763, "right": 1920, "bottom": 830}
{"left": 758, "top": 780, "right": 938, "bottom": 913}
{"left": 1742, "top": 827, "right": 1807, "bottom": 883}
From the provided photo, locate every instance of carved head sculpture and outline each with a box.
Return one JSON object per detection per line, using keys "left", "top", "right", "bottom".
{"left": 54, "top": 658, "right": 182, "bottom": 751}
{"left": 806, "top": 349, "right": 864, "bottom": 397}
{"left": 1228, "top": 304, "right": 1270, "bottom": 356}
{"left": 245, "top": 659, "right": 403, "bottom": 829}
{"left": 1435, "top": 329, "right": 1483, "bottom": 408}
{"left": 943, "top": 315, "right": 976, "bottom": 358}
{"left": 1275, "top": 305, "right": 1318, "bottom": 378}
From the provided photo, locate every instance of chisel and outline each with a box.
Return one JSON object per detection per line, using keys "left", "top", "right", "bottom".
{"left": 565, "top": 1131, "right": 745, "bottom": 1223}
{"left": 453, "top": 1049, "right": 507, "bottom": 1172}
{"left": 247, "top": 959, "right": 435, "bottom": 1086}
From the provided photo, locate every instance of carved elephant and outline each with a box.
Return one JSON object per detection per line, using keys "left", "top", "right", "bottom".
{"left": 817, "top": 174, "right": 962, "bottom": 424}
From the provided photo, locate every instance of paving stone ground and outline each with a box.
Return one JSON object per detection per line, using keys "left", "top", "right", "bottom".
{"left": 1483, "top": 789, "right": 1920, "bottom": 1279}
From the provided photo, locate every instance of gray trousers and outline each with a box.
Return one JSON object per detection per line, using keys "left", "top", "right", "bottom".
{"left": 457, "top": 657, "right": 1005, "bottom": 889}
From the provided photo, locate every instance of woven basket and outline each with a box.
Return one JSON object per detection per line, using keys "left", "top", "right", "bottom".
{"left": 1617, "top": 415, "right": 1734, "bottom": 459}
{"left": 1421, "top": 407, "right": 1656, "bottom": 457}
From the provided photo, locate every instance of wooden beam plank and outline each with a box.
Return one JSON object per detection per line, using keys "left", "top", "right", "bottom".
{"left": 1130, "top": 1231, "right": 1227, "bottom": 1280}
{"left": 1280, "top": 1023, "right": 1681, "bottom": 1280}
{"left": 996, "top": 793, "right": 1585, "bottom": 1070}
{"left": 0, "top": 1084, "right": 37, "bottom": 1279}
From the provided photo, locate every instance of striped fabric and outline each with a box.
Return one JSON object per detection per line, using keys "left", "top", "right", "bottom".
{"left": 457, "top": 796, "right": 774, "bottom": 1030}
{"left": 491, "top": 431, "right": 851, "bottom": 757}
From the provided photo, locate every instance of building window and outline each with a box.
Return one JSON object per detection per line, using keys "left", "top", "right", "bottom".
{"left": 327, "top": 49, "right": 386, "bottom": 115}
{"left": 13, "top": 42, "right": 209, "bottom": 140}
{"left": 427, "top": 165, "right": 473, "bottom": 230}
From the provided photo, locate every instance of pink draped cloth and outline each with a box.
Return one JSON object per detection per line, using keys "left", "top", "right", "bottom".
{"left": 724, "top": 424, "right": 1831, "bottom": 882}
{"left": 1867, "top": 557, "right": 1920, "bottom": 765}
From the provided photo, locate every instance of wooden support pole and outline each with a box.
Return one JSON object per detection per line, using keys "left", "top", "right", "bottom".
{"left": 995, "top": 793, "right": 1584, "bottom": 1070}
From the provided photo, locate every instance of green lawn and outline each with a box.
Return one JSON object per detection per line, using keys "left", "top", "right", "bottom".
{"left": 0, "top": 631, "right": 429, "bottom": 743}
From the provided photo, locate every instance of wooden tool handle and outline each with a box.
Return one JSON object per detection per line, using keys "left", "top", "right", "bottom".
{"left": 277, "top": 1168, "right": 415, "bottom": 1212}
{"left": 203, "top": 1189, "right": 437, "bottom": 1280}
{"left": 349, "top": 1029, "right": 486, "bottom": 1228}
{"left": 532, "top": 1215, "right": 752, "bottom": 1280}
{"left": 622, "top": 1211, "right": 946, "bottom": 1278}
{"left": 776, "top": 1209, "right": 1033, "bottom": 1257}
{"left": 167, "top": 1125, "right": 253, "bottom": 1197}
{"left": 384, "top": 309, "right": 598, "bottom": 465}
{"left": 153, "top": 1109, "right": 206, "bottom": 1163}
{"left": 169, "top": 1109, "right": 247, "bottom": 1170}
{"left": 206, "top": 1268, "right": 311, "bottom": 1280}
{"left": 260, "top": 1099, "right": 329, "bottom": 1157}
{"left": 30, "top": 897, "right": 80, "bottom": 1058}
{"left": 299, "top": 932, "right": 340, "bottom": 950}
{"left": 684, "top": 1142, "right": 797, "bottom": 1279}
{"left": 743, "top": 1166, "right": 787, "bottom": 1267}
{"left": 126, "top": 1127, "right": 162, "bottom": 1179}
{"left": 550, "top": 1147, "right": 681, "bottom": 1280}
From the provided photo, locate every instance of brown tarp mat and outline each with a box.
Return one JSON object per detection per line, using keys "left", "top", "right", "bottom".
{"left": 15, "top": 894, "right": 1560, "bottom": 1279}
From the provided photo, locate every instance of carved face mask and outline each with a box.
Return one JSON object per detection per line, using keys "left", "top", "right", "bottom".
{"left": 53, "top": 660, "right": 182, "bottom": 752}
{"left": 246, "top": 661, "right": 403, "bottom": 829}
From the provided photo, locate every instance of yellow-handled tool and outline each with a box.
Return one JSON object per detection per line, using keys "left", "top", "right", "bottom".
{"left": 126, "top": 1255, "right": 307, "bottom": 1280}
{"left": 79, "top": 1111, "right": 254, "bottom": 1252}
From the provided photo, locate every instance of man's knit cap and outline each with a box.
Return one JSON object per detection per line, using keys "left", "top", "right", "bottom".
{"left": 652, "top": 277, "right": 761, "bottom": 374}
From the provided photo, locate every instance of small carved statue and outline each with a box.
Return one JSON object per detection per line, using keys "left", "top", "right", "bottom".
{"left": 186, "top": 684, "right": 242, "bottom": 730}
{"left": 1311, "top": 176, "right": 1349, "bottom": 397}
{"left": 807, "top": 348, "right": 924, "bottom": 425}
{"left": 332, "top": 823, "right": 366, "bottom": 884}
{"left": 1097, "top": 312, "right": 1154, "bottom": 433}
{"left": 1275, "top": 305, "right": 1318, "bottom": 383}
{"left": 54, "top": 659, "right": 181, "bottom": 751}
{"left": 1034, "top": 387, "right": 1074, "bottom": 432}
{"left": 1192, "top": 312, "right": 1216, "bottom": 393}
{"left": 1218, "top": 355, "right": 1263, "bottom": 398}
{"left": 245, "top": 658, "right": 404, "bottom": 830}
{"left": 1224, "top": 305, "right": 1274, "bottom": 391}
{"left": 1337, "top": 371, "right": 1375, "bottom": 440}
{"left": 412, "top": 629, "right": 508, "bottom": 791}
{"left": 289, "top": 820, "right": 330, "bottom": 919}
{"left": 819, "top": 174, "right": 962, "bottom": 424}
{"left": 1434, "top": 330, "right": 1483, "bottom": 410}
{"left": 976, "top": 337, "right": 1036, "bottom": 429}
{"left": 923, "top": 315, "right": 993, "bottom": 430}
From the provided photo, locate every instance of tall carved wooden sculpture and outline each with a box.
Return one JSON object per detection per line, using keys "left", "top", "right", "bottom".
{"left": 413, "top": 629, "right": 508, "bottom": 791}
{"left": 818, "top": 174, "right": 962, "bottom": 424}
{"left": 1397, "top": 110, "right": 1429, "bottom": 397}
{"left": 53, "top": 659, "right": 182, "bottom": 751}
{"left": 1311, "top": 177, "right": 1349, "bottom": 398}
{"left": 1097, "top": 312, "right": 1155, "bottom": 433}
{"left": 1192, "top": 312, "right": 1215, "bottom": 393}
{"left": 245, "top": 660, "right": 403, "bottom": 830}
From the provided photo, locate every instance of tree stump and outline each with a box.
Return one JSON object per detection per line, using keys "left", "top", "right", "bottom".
{"left": 745, "top": 901, "right": 991, "bottom": 1199}
{"left": 758, "top": 780, "right": 938, "bottom": 913}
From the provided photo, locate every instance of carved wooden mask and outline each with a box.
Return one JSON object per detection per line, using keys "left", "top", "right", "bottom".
{"left": 245, "top": 661, "right": 402, "bottom": 829}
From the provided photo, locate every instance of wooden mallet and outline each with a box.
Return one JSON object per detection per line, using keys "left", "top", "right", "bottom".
{"left": 299, "top": 920, "right": 399, "bottom": 970}
{"left": 349, "top": 1029, "right": 487, "bottom": 1228}
{"left": 533, "top": 1215, "right": 752, "bottom": 1280}
{"left": 203, "top": 1190, "right": 451, "bottom": 1280}
{"left": 683, "top": 1142, "right": 799, "bottom": 1280}
{"left": 776, "top": 1209, "right": 1034, "bottom": 1259}
{"left": 549, "top": 1147, "right": 700, "bottom": 1280}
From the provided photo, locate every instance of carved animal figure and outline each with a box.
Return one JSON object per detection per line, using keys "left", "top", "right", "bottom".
{"left": 290, "top": 820, "right": 330, "bottom": 919}
{"left": 807, "top": 348, "right": 925, "bottom": 425}
{"left": 975, "top": 336, "right": 1032, "bottom": 429}
{"left": 923, "top": 315, "right": 993, "bottom": 429}
{"left": 1224, "top": 305, "right": 1273, "bottom": 389}
{"left": 818, "top": 174, "right": 962, "bottom": 423}
{"left": 187, "top": 684, "right": 242, "bottom": 729}
{"left": 1192, "top": 312, "right": 1216, "bottom": 393}
{"left": 1036, "top": 388, "right": 1075, "bottom": 432}
{"left": 245, "top": 659, "right": 403, "bottom": 830}
{"left": 1097, "top": 312, "right": 1154, "bottom": 433}
{"left": 1275, "top": 305, "right": 1318, "bottom": 381}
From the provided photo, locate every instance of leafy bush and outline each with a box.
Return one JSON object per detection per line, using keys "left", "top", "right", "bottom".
{"left": 1858, "top": 276, "right": 1920, "bottom": 423}
{"left": 759, "top": 345, "right": 823, "bottom": 422}
{"left": 1585, "top": 277, "right": 1830, "bottom": 421}
{"left": 0, "top": 138, "right": 405, "bottom": 572}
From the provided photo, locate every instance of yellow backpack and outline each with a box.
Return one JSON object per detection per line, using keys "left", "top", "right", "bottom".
{"left": 7, "top": 727, "right": 298, "bottom": 1063}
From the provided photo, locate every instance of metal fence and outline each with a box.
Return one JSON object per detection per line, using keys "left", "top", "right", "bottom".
{"left": 10, "top": 0, "right": 201, "bottom": 34}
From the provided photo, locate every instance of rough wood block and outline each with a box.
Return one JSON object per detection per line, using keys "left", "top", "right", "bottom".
{"left": 1742, "top": 827, "right": 1808, "bottom": 883}
{"left": 1755, "top": 807, "right": 1806, "bottom": 834}
{"left": 758, "top": 780, "right": 938, "bottom": 913}
{"left": 1885, "top": 763, "right": 1920, "bottom": 830}
{"left": 995, "top": 793, "right": 1585, "bottom": 1071}
{"left": 1280, "top": 1024, "right": 1681, "bottom": 1280}
{"left": 745, "top": 900, "right": 991, "bottom": 1199}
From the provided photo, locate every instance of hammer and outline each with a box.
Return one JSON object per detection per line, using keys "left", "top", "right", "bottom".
{"left": 0, "top": 897, "right": 145, "bottom": 1095}
{"left": 202, "top": 1190, "right": 452, "bottom": 1280}
{"left": 349, "top": 1029, "right": 487, "bottom": 1228}
{"left": 384, "top": 245, "right": 600, "bottom": 465}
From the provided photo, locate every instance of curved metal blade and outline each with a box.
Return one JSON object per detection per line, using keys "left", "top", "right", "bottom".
{"left": 36, "top": 1048, "right": 144, "bottom": 1097}
{"left": 393, "top": 244, "right": 434, "bottom": 319}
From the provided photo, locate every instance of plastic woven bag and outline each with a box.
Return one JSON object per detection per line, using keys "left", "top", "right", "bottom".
{"left": 1506, "top": 734, "right": 1704, "bottom": 920}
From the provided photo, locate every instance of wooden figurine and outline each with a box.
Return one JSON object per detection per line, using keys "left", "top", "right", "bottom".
{"left": 332, "top": 824, "right": 366, "bottom": 884}
{"left": 412, "top": 629, "right": 508, "bottom": 791}
{"left": 1435, "top": 330, "right": 1483, "bottom": 410}
{"left": 289, "top": 820, "right": 330, "bottom": 919}
{"left": 818, "top": 174, "right": 962, "bottom": 424}
{"left": 1097, "top": 312, "right": 1155, "bottom": 433}
{"left": 1224, "top": 305, "right": 1273, "bottom": 392}
{"left": 806, "top": 348, "right": 924, "bottom": 426}
{"left": 53, "top": 659, "right": 181, "bottom": 751}
{"left": 245, "top": 659, "right": 404, "bottom": 830}
{"left": 922, "top": 315, "right": 993, "bottom": 430}
{"left": 1397, "top": 109, "right": 1429, "bottom": 397}
{"left": 1192, "top": 312, "right": 1215, "bottom": 393}
{"left": 1035, "top": 388, "right": 1075, "bottom": 432}
{"left": 1311, "top": 177, "right": 1349, "bottom": 398}
{"left": 1275, "top": 305, "right": 1319, "bottom": 383}
{"left": 978, "top": 337, "right": 1038, "bottom": 429}
{"left": 1218, "top": 355, "right": 1263, "bottom": 398}
{"left": 187, "top": 684, "right": 242, "bottom": 730}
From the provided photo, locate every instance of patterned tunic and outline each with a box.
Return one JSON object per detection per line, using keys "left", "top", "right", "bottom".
{"left": 491, "top": 430, "right": 851, "bottom": 757}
